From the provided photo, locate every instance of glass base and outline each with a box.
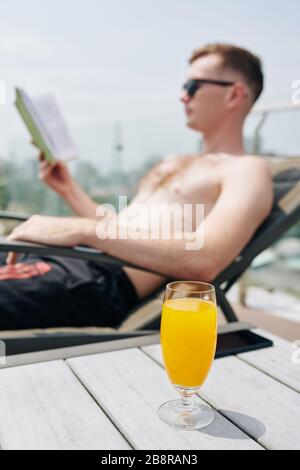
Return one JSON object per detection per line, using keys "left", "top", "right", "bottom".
{"left": 158, "top": 398, "right": 214, "bottom": 431}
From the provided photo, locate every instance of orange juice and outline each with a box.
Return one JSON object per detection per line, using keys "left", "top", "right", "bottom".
{"left": 161, "top": 298, "right": 217, "bottom": 388}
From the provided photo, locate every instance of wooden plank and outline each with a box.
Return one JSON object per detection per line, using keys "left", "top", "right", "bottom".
{"left": 238, "top": 329, "right": 300, "bottom": 393}
{"left": 67, "top": 348, "right": 262, "bottom": 450}
{"left": 279, "top": 180, "right": 300, "bottom": 214}
{"left": 142, "top": 343, "right": 164, "bottom": 364}
{"left": 0, "top": 360, "right": 130, "bottom": 450}
{"left": 119, "top": 298, "right": 162, "bottom": 332}
{"left": 267, "top": 157, "right": 300, "bottom": 176}
{"left": 0, "top": 326, "right": 117, "bottom": 338}
{"left": 0, "top": 334, "right": 160, "bottom": 369}
{"left": 143, "top": 344, "right": 300, "bottom": 450}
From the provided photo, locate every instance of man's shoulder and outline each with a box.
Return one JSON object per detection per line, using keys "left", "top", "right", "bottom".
{"left": 221, "top": 154, "right": 274, "bottom": 217}
{"left": 225, "top": 154, "right": 271, "bottom": 176}
{"left": 221, "top": 155, "right": 273, "bottom": 197}
{"left": 162, "top": 153, "right": 194, "bottom": 162}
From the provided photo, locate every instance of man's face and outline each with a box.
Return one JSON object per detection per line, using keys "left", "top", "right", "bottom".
{"left": 181, "top": 54, "right": 237, "bottom": 133}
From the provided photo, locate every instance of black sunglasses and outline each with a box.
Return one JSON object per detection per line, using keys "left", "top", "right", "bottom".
{"left": 183, "top": 79, "right": 235, "bottom": 98}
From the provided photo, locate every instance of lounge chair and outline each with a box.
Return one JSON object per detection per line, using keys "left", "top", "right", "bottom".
{"left": 0, "top": 156, "right": 299, "bottom": 356}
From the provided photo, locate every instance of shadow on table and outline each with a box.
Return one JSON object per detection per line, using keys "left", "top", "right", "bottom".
{"left": 200, "top": 410, "right": 266, "bottom": 440}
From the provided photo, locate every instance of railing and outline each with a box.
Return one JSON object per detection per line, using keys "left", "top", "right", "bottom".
{"left": 251, "top": 103, "right": 300, "bottom": 154}
{"left": 238, "top": 102, "right": 300, "bottom": 306}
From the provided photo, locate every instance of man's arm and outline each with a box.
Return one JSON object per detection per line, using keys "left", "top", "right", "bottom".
{"left": 197, "top": 157, "right": 274, "bottom": 277}
{"left": 38, "top": 155, "right": 114, "bottom": 220}
{"left": 60, "top": 179, "right": 113, "bottom": 220}
{"left": 86, "top": 158, "right": 273, "bottom": 279}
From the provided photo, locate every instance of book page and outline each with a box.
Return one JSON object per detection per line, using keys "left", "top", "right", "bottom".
{"left": 32, "top": 94, "right": 77, "bottom": 161}
{"left": 19, "top": 89, "right": 56, "bottom": 157}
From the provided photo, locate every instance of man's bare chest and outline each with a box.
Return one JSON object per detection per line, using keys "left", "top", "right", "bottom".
{"left": 137, "top": 155, "right": 221, "bottom": 206}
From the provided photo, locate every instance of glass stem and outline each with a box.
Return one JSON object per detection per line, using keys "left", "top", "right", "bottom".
{"left": 180, "top": 390, "right": 195, "bottom": 412}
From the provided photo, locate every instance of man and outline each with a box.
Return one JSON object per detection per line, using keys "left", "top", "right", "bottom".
{"left": 0, "top": 43, "right": 273, "bottom": 330}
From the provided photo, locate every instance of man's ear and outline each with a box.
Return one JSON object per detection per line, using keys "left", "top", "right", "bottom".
{"left": 226, "top": 82, "right": 248, "bottom": 111}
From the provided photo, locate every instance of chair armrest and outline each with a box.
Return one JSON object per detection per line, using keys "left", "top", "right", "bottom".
{"left": 0, "top": 237, "right": 155, "bottom": 272}
{"left": 0, "top": 211, "right": 31, "bottom": 222}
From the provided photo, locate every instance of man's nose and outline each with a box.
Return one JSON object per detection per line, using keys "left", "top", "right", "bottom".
{"left": 180, "top": 89, "right": 190, "bottom": 104}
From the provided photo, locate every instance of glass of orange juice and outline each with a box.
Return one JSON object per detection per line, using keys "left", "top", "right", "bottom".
{"left": 158, "top": 281, "right": 217, "bottom": 430}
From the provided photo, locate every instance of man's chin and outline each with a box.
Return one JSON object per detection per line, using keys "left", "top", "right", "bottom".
{"left": 186, "top": 117, "right": 203, "bottom": 133}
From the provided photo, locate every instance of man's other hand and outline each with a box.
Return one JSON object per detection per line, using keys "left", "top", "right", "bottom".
{"left": 6, "top": 215, "right": 96, "bottom": 248}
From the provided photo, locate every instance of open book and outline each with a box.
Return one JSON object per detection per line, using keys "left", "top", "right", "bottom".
{"left": 15, "top": 87, "right": 77, "bottom": 163}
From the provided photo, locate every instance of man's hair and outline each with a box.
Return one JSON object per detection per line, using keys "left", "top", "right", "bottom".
{"left": 189, "top": 43, "right": 264, "bottom": 103}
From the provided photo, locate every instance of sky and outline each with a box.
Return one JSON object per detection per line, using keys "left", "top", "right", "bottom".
{"left": 0, "top": 0, "right": 299, "bottom": 173}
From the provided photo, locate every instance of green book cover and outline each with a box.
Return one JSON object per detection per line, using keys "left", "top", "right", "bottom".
{"left": 15, "top": 88, "right": 54, "bottom": 163}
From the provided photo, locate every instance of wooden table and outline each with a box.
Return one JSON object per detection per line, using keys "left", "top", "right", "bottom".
{"left": 0, "top": 328, "right": 299, "bottom": 450}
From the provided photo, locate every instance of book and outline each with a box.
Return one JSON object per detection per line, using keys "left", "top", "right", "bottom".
{"left": 15, "top": 87, "right": 77, "bottom": 163}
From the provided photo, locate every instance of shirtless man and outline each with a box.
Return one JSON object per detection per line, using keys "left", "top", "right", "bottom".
{"left": 2, "top": 43, "right": 273, "bottom": 330}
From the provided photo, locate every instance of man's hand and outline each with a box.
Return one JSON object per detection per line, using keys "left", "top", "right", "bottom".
{"left": 38, "top": 153, "right": 74, "bottom": 196}
{"left": 31, "top": 138, "right": 74, "bottom": 196}
{"left": 33, "top": 143, "right": 106, "bottom": 219}
{"left": 6, "top": 216, "right": 97, "bottom": 264}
